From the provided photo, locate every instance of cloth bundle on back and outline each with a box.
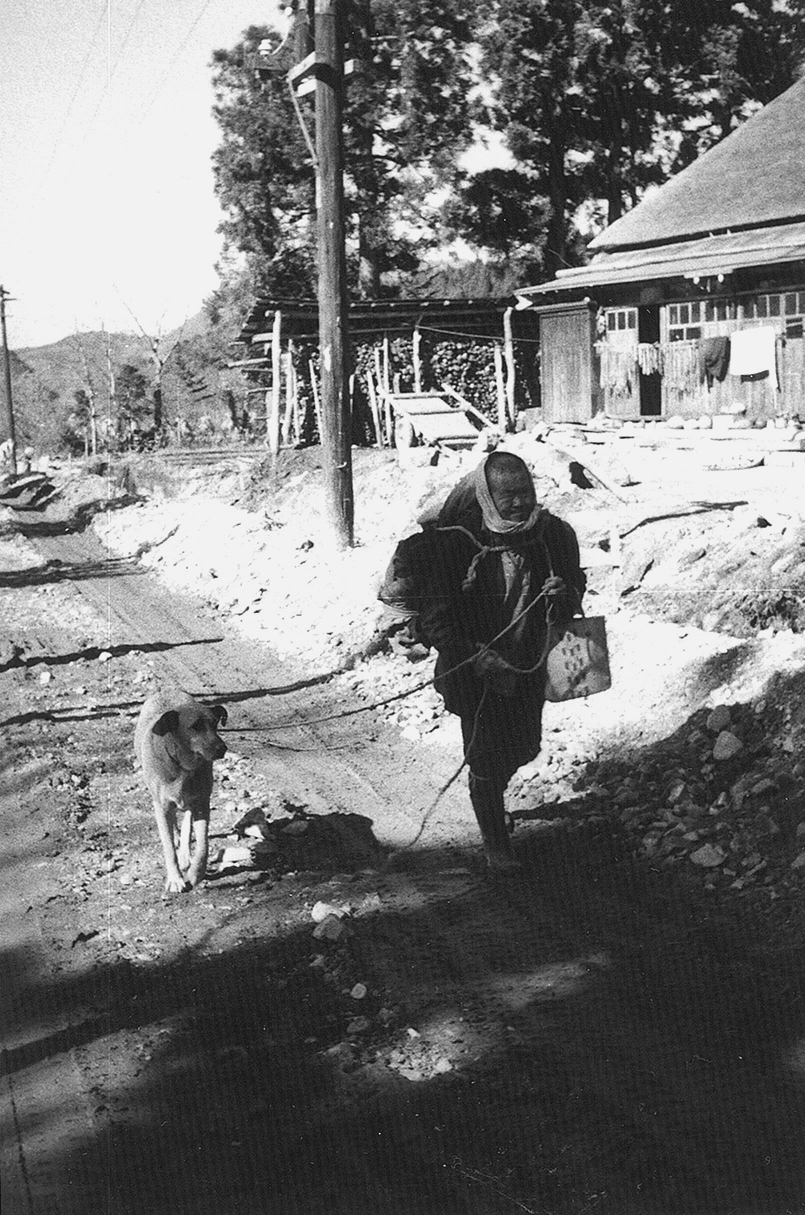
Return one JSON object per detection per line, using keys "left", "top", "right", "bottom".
{"left": 416, "top": 451, "right": 586, "bottom": 871}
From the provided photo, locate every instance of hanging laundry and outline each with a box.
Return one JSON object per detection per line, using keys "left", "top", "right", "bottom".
{"left": 637, "top": 343, "right": 663, "bottom": 375}
{"left": 662, "top": 340, "right": 701, "bottom": 401}
{"left": 698, "top": 336, "right": 731, "bottom": 388}
{"left": 600, "top": 344, "right": 637, "bottom": 398}
{"left": 728, "top": 326, "right": 779, "bottom": 391}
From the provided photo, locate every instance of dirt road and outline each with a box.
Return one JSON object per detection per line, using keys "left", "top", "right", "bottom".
{"left": 2, "top": 514, "right": 805, "bottom": 1214}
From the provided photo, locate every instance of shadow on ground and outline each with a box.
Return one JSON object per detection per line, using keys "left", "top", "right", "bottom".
{"left": 5, "top": 822, "right": 805, "bottom": 1215}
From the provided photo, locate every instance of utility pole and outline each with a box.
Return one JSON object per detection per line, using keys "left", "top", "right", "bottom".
{"left": 258, "top": 1, "right": 354, "bottom": 546}
{"left": 0, "top": 286, "right": 17, "bottom": 475}
{"left": 313, "top": 0, "right": 353, "bottom": 547}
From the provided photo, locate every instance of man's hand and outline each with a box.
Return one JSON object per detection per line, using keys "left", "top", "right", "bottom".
{"left": 542, "top": 575, "right": 566, "bottom": 598}
{"left": 473, "top": 648, "right": 519, "bottom": 695}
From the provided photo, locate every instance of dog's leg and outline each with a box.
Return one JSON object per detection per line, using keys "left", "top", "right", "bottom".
{"left": 185, "top": 810, "right": 210, "bottom": 889}
{"left": 177, "top": 809, "right": 193, "bottom": 876}
{"left": 154, "top": 801, "right": 188, "bottom": 893}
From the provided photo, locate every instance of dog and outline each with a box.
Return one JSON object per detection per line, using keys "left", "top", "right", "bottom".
{"left": 134, "top": 688, "right": 228, "bottom": 893}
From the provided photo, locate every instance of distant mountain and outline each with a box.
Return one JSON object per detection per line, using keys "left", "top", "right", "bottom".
{"left": 4, "top": 308, "right": 228, "bottom": 452}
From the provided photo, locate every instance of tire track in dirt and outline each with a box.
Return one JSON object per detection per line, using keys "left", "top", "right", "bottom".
{"left": 30, "top": 529, "right": 469, "bottom": 852}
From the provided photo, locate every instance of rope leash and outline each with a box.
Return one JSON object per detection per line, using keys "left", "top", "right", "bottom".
{"left": 228, "top": 587, "right": 553, "bottom": 734}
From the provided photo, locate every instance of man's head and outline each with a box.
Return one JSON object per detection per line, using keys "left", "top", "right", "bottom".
{"left": 484, "top": 452, "right": 536, "bottom": 523}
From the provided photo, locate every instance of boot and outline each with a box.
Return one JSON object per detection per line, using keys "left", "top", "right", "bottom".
{"left": 469, "top": 776, "right": 521, "bottom": 873}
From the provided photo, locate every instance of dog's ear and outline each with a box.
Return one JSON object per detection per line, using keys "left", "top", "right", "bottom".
{"left": 211, "top": 704, "right": 228, "bottom": 727}
{"left": 152, "top": 709, "right": 180, "bottom": 737}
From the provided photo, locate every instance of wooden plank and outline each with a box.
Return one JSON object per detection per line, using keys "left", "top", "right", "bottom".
{"left": 503, "top": 306, "right": 516, "bottom": 429}
{"left": 365, "top": 373, "right": 383, "bottom": 446}
{"left": 268, "top": 310, "right": 282, "bottom": 454}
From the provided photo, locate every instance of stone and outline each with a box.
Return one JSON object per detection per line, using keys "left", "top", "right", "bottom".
{"left": 221, "top": 845, "right": 254, "bottom": 866}
{"left": 311, "top": 900, "right": 345, "bottom": 923}
{"left": 350, "top": 983, "right": 367, "bottom": 1000}
{"left": 690, "top": 843, "right": 727, "bottom": 868}
{"left": 713, "top": 732, "right": 743, "bottom": 761}
{"left": 312, "top": 914, "right": 348, "bottom": 941}
{"left": 706, "top": 705, "right": 732, "bottom": 733}
{"left": 791, "top": 852, "right": 805, "bottom": 870}
{"left": 283, "top": 819, "right": 309, "bottom": 836}
{"left": 346, "top": 1016, "right": 371, "bottom": 1036}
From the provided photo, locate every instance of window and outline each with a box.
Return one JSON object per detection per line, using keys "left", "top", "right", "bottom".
{"left": 604, "top": 308, "right": 637, "bottom": 349}
{"left": 606, "top": 308, "right": 637, "bottom": 332}
{"left": 666, "top": 298, "right": 733, "bottom": 341}
{"left": 667, "top": 301, "right": 702, "bottom": 341}
{"left": 744, "top": 291, "right": 805, "bottom": 336}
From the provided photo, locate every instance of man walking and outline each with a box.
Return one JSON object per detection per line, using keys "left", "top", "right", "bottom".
{"left": 419, "top": 450, "right": 585, "bottom": 871}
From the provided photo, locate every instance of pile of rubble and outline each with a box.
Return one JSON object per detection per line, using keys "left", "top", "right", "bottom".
{"left": 549, "top": 699, "right": 805, "bottom": 925}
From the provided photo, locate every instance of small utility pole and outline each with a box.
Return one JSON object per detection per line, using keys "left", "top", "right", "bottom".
{"left": 314, "top": 0, "right": 353, "bottom": 547}
{"left": 0, "top": 286, "right": 17, "bottom": 474}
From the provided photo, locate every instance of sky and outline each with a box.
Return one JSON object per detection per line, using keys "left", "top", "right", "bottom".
{"left": 1, "top": 0, "right": 282, "bottom": 350}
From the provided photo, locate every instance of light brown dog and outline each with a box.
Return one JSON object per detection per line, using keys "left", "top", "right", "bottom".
{"left": 134, "top": 688, "right": 228, "bottom": 893}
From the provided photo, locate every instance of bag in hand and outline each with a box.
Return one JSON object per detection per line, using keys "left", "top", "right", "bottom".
{"left": 544, "top": 616, "right": 611, "bottom": 703}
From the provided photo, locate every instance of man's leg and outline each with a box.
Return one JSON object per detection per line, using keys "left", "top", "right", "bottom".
{"left": 468, "top": 771, "right": 519, "bottom": 870}
{"left": 461, "top": 697, "right": 520, "bottom": 871}
{"left": 461, "top": 682, "right": 544, "bottom": 871}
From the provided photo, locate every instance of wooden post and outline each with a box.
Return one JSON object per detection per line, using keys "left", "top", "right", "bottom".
{"left": 309, "top": 358, "right": 323, "bottom": 440}
{"left": 315, "top": 0, "right": 353, "bottom": 547}
{"left": 0, "top": 288, "right": 16, "bottom": 473}
{"left": 373, "top": 347, "right": 390, "bottom": 443}
{"left": 382, "top": 334, "right": 390, "bottom": 391}
{"left": 494, "top": 343, "right": 506, "bottom": 429}
{"left": 413, "top": 323, "right": 422, "bottom": 393}
{"left": 366, "top": 373, "right": 382, "bottom": 447}
{"left": 282, "top": 342, "right": 295, "bottom": 446}
{"left": 503, "top": 306, "right": 516, "bottom": 430}
{"left": 268, "top": 310, "right": 282, "bottom": 454}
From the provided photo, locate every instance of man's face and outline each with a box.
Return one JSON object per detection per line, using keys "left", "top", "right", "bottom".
{"left": 487, "top": 464, "right": 536, "bottom": 522}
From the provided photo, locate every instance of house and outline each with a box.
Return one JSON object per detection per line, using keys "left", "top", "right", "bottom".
{"left": 521, "top": 75, "right": 805, "bottom": 425}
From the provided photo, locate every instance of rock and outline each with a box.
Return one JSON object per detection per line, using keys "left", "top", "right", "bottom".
{"left": 713, "top": 731, "right": 743, "bottom": 761}
{"left": 433, "top": 1057, "right": 453, "bottom": 1074}
{"left": 221, "top": 845, "right": 253, "bottom": 866}
{"left": 706, "top": 705, "right": 732, "bottom": 733}
{"left": 790, "top": 852, "right": 805, "bottom": 870}
{"left": 312, "top": 914, "right": 348, "bottom": 941}
{"left": 311, "top": 900, "right": 345, "bottom": 923}
{"left": 39, "top": 670, "right": 52, "bottom": 684}
{"left": 350, "top": 983, "right": 367, "bottom": 1000}
{"left": 283, "top": 819, "right": 309, "bottom": 836}
{"left": 234, "top": 806, "right": 272, "bottom": 838}
{"left": 346, "top": 1016, "right": 371, "bottom": 1036}
{"left": 401, "top": 724, "right": 420, "bottom": 742}
{"left": 667, "top": 781, "right": 688, "bottom": 805}
{"left": 690, "top": 844, "right": 727, "bottom": 868}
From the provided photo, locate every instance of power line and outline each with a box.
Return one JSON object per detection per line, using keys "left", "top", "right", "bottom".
{"left": 134, "top": 0, "right": 217, "bottom": 127}
{"left": 81, "top": 0, "right": 152, "bottom": 136}
{"left": 39, "top": 0, "right": 108, "bottom": 184}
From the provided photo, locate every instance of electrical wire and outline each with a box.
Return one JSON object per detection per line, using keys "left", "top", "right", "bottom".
{"left": 81, "top": 0, "right": 152, "bottom": 136}
{"left": 39, "top": 0, "right": 109, "bottom": 185}
{"left": 134, "top": 0, "right": 217, "bottom": 126}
